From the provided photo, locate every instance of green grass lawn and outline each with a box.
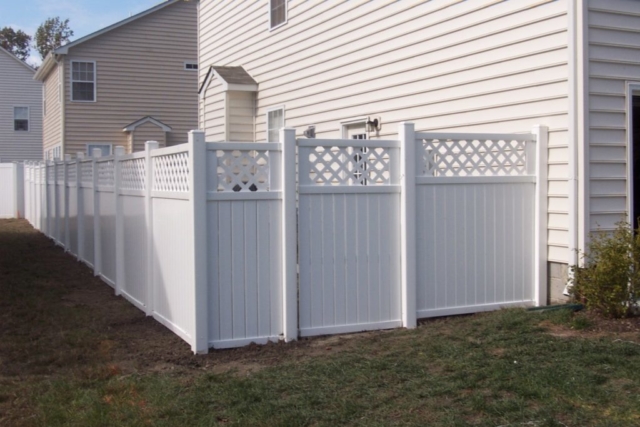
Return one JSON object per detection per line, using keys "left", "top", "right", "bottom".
{"left": 1, "top": 219, "right": 640, "bottom": 426}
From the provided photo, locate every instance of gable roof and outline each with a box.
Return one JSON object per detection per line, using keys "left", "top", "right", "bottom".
{"left": 123, "top": 116, "right": 172, "bottom": 132}
{"left": 199, "top": 65, "right": 258, "bottom": 94}
{"left": 35, "top": 0, "right": 182, "bottom": 81}
{"left": 0, "top": 46, "right": 36, "bottom": 73}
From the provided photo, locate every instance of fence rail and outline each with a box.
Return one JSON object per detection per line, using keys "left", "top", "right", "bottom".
{"left": 15, "top": 123, "right": 548, "bottom": 354}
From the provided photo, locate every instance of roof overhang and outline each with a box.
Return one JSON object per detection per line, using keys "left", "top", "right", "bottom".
{"left": 123, "top": 116, "right": 172, "bottom": 132}
{"left": 199, "top": 65, "right": 258, "bottom": 96}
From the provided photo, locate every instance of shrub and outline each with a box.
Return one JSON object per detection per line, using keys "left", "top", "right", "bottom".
{"left": 570, "top": 221, "right": 639, "bottom": 318}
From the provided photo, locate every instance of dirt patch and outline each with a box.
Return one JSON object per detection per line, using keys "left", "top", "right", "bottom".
{"left": 540, "top": 310, "right": 640, "bottom": 343}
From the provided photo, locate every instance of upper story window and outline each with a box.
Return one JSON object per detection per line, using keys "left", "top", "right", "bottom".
{"left": 184, "top": 62, "right": 198, "bottom": 70}
{"left": 87, "top": 143, "right": 112, "bottom": 157}
{"left": 14, "top": 107, "right": 29, "bottom": 131}
{"left": 71, "top": 61, "right": 96, "bottom": 102}
{"left": 270, "top": 0, "right": 287, "bottom": 30}
{"left": 267, "top": 107, "right": 284, "bottom": 142}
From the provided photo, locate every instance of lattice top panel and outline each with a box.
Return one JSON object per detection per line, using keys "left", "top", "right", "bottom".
{"left": 306, "top": 146, "right": 391, "bottom": 186}
{"left": 81, "top": 162, "right": 93, "bottom": 183}
{"left": 97, "top": 160, "right": 114, "bottom": 187}
{"left": 420, "top": 138, "right": 527, "bottom": 177}
{"left": 153, "top": 152, "right": 189, "bottom": 192}
{"left": 67, "top": 163, "right": 77, "bottom": 182}
{"left": 216, "top": 149, "right": 270, "bottom": 192}
{"left": 121, "top": 158, "right": 146, "bottom": 191}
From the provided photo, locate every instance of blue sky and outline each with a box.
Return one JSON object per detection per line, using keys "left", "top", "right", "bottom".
{"left": 0, "top": 0, "right": 164, "bottom": 66}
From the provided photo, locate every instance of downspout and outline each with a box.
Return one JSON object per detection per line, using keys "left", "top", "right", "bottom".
{"left": 565, "top": 0, "right": 579, "bottom": 294}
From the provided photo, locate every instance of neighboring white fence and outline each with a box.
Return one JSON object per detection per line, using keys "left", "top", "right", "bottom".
{"left": 0, "top": 163, "right": 24, "bottom": 218}
{"left": 20, "top": 123, "right": 548, "bottom": 354}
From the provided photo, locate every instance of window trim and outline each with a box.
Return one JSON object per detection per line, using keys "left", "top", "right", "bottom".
{"left": 184, "top": 61, "right": 198, "bottom": 71}
{"left": 70, "top": 60, "right": 97, "bottom": 103}
{"left": 13, "top": 106, "right": 30, "bottom": 132}
{"left": 266, "top": 105, "right": 285, "bottom": 142}
{"left": 269, "top": 0, "right": 288, "bottom": 31}
{"left": 86, "top": 143, "right": 113, "bottom": 157}
{"left": 340, "top": 117, "right": 368, "bottom": 139}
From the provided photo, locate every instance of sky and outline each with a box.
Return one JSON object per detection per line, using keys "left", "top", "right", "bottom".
{"left": 0, "top": 0, "right": 164, "bottom": 66}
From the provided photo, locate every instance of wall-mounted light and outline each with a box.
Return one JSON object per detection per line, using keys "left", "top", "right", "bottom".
{"left": 366, "top": 116, "right": 381, "bottom": 132}
{"left": 303, "top": 125, "right": 316, "bottom": 138}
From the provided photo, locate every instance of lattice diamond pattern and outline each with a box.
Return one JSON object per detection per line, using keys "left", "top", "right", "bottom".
{"left": 121, "top": 158, "right": 146, "bottom": 191}
{"left": 153, "top": 152, "right": 189, "bottom": 192}
{"left": 97, "top": 160, "right": 114, "bottom": 187}
{"left": 421, "top": 138, "right": 527, "bottom": 177}
{"left": 217, "top": 149, "right": 269, "bottom": 192}
{"left": 81, "top": 162, "right": 93, "bottom": 183}
{"left": 308, "top": 146, "right": 391, "bottom": 186}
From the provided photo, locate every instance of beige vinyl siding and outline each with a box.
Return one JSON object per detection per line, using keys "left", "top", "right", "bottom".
{"left": 62, "top": 0, "right": 197, "bottom": 155}
{"left": 131, "top": 122, "right": 166, "bottom": 152}
{"left": 200, "top": 0, "right": 572, "bottom": 263}
{"left": 587, "top": 0, "right": 640, "bottom": 233}
{"left": 227, "top": 91, "right": 255, "bottom": 141}
{"left": 0, "top": 50, "right": 43, "bottom": 161}
{"left": 42, "top": 65, "right": 62, "bottom": 156}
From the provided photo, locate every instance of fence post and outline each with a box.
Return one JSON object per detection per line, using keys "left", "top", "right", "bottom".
{"left": 13, "top": 162, "right": 24, "bottom": 219}
{"left": 76, "top": 153, "right": 84, "bottom": 261}
{"left": 399, "top": 122, "right": 417, "bottom": 329}
{"left": 92, "top": 148, "right": 102, "bottom": 277}
{"left": 188, "top": 131, "right": 208, "bottom": 354}
{"left": 145, "top": 141, "right": 159, "bottom": 316}
{"left": 64, "top": 154, "right": 71, "bottom": 250}
{"left": 114, "top": 146, "right": 125, "bottom": 296}
{"left": 531, "top": 125, "right": 549, "bottom": 307}
{"left": 281, "top": 127, "right": 298, "bottom": 342}
{"left": 54, "top": 160, "right": 60, "bottom": 242}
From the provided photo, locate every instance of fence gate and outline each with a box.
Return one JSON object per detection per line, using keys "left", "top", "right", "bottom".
{"left": 412, "top": 131, "right": 542, "bottom": 318}
{"left": 297, "top": 139, "right": 403, "bottom": 336}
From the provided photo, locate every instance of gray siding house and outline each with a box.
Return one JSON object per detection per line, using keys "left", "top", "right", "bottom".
{"left": 34, "top": 0, "right": 198, "bottom": 159}
{"left": 0, "top": 47, "right": 42, "bottom": 161}
{"left": 198, "top": 0, "right": 640, "bottom": 302}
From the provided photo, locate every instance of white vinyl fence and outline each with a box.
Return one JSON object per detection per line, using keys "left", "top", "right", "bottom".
{"left": 0, "top": 163, "right": 24, "bottom": 219}
{"left": 20, "top": 123, "right": 548, "bottom": 353}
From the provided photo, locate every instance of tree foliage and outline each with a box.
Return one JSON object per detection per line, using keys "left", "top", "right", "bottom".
{"left": 35, "top": 17, "right": 73, "bottom": 59}
{"left": 0, "top": 26, "right": 31, "bottom": 61}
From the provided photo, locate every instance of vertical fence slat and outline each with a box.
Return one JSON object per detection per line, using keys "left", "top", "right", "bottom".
{"left": 399, "top": 122, "right": 417, "bottom": 329}
{"left": 281, "top": 128, "right": 298, "bottom": 342}
{"left": 114, "top": 146, "right": 125, "bottom": 296}
{"left": 532, "top": 125, "right": 549, "bottom": 307}
{"left": 144, "top": 141, "right": 159, "bottom": 316}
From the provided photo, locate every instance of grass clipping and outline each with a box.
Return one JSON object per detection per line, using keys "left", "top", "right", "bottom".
{"left": 572, "top": 221, "right": 640, "bottom": 318}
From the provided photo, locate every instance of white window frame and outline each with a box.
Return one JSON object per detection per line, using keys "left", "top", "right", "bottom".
{"left": 13, "top": 106, "right": 30, "bottom": 132}
{"left": 70, "top": 60, "right": 97, "bottom": 103}
{"left": 184, "top": 61, "right": 198, "bottom": 71}
{"left": 86, "top": 143, "right": 113, "bottom": 157}
{"left": 266, "top": 106, "right": 285, "bottom": 142}
{"left": 50, "top": 145, "right": 62, "bottom": 160}
{"left": 341, "top": 117, "right": 368, "bottom": 139}
{"left": 269, "top": 0, "right": 288, "bottom": 31}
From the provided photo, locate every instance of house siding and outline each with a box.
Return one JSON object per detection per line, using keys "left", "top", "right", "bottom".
{"left": 199, "top": 0, "right": 572, "bottom": 264}
{"left": 42, "top": 63, "right": 62, "bottom": 157}
{"left": 0, "top": 50, "right": 43, "bottom": 161}
{"left": 61, "top": 0, "right": 198, "bottom": 155}
{"left": 586, "top": 0, "right": 640, "bottom": 233}
{"left": 131, "top": 122, "right": 166, "bottom": 152}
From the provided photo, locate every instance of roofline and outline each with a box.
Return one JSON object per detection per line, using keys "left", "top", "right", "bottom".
{"left": 54, "top": 0, "right": 180, "bottom": 55}
{"left": 33, "top": 52, "right": 57, "bottom": 81}
{"left": 199, "top": 65, "right": 259, "bottom": 95}
{"left": 123, "top": 116, "right": 172, "bottom": 132}
{"left": 0, "top": 46, "right": 36, "bottom": 73}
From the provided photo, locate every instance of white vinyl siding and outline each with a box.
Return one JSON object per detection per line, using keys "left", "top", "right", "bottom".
{"left": 586, "top": 0, "right": 640, "bottom": 233}
{"left": 267, "top": 107, "right": 284, "bottom": 142}
{"left": 200, "top": 0, "right": 571, "bottom": 263}
{"left": 0, "top": 49, "right": 42, "bottom": 161}
{"left": 71, "top": 61, "right": 96, "bottom": 102}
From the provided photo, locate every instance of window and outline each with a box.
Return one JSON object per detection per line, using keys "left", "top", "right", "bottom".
{"left": 49, "top": 146, "right": 61, "bottom": 160}
{"left": 14, "top": 107, "right": 29, "bottom": 131}
{"left": 87, "top": 144, "right": 112, "bottom": 157}
{"left": 267, "top": 107, "right": 284, "bottom": 142}
{"left": 184, "top": 62, "right": 198, "bottom": 70}
{"left": 270, "top": 0, "right": 287, "bottom": 29}
{"left": 71, "top": 61, "right": 96, "bottom": 102}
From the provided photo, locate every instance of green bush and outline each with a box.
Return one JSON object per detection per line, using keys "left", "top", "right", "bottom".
{"left": 571, "top": 221, "right": 639, "bottom": 318}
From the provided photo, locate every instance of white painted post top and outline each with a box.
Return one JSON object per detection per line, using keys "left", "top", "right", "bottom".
{"left": 114, "top": 146, "right": 125, "bottom": 156}
{"left": 145, "top": 141, "right": 159, "bottom": 151}
{"left": 92, "top": 148, "right": 102, "bottom": 158}
{"left": 77, "top": 152, "right": 85, "bottom": 159}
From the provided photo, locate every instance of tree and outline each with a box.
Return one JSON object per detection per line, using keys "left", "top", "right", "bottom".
{"left": 35, "top": 17, "right": 73, "bottom": 59}
{"left": 0, "top": 27, "right": 31, "bottom": 61}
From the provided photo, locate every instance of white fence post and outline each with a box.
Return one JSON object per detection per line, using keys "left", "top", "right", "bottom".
{"left": 281, "top": 127, "right": 298, "bottom": 342}
{"left": 76, "top": 153, "right": 84, "bottom": 261}
{"left": 188, "top": 131, "right": 208, "bottom": 354}
{"left": 400, "top": 122, "right": 417, "bottom": 329}
{"left": 532, "top": 125, "right": 549, "bottom": 307}
{"left": 13, "top": 162, "right": 24, "bottom": 218}
{"left": 114, "top": 146, "right": 125, "bottom": 296}
{"left": 53, "top": 160, "right": 59, "bottom": 242}
{"left": 64, "top": 154, "right": 71, "bottom": 249}
{"left": 145, "top": 141, "right": 159, "bottom": 316}
{"left": 92, "top": 148, "right": 102, "bottom": 277}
